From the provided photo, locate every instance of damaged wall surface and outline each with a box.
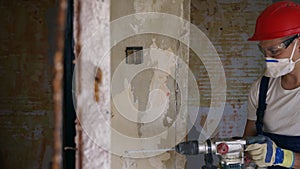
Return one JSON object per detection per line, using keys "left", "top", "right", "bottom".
{"left": 110, "top": 0, "right": 190, "bottom": 169}
{"left": 0, "top": 1, "right": 56, "bottom": 169}
{"left": 73, "top": 0, "right": 111, "bottom": 169}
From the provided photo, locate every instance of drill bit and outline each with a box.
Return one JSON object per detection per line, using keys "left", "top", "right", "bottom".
{"left": 125, "top": 148, "right": 175, "bottom": 155}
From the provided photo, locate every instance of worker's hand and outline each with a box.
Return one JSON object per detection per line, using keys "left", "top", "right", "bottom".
{"left": 245, "top": 136, "right": 294, "bottom": 168}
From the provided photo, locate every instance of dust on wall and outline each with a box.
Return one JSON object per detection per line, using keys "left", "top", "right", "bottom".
{"left": 0, "top": 1, "right": 56, "bottom": 169}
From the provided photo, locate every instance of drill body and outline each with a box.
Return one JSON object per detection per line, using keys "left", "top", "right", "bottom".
{"left": 175, "top": 136, "right": 265, "bottom": 169}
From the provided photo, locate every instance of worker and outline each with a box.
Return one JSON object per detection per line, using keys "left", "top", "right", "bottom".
{"left": 243, "top": 1, "right": 300, "bottom": 169}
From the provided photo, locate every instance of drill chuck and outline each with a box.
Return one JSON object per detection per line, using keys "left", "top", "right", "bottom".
{"left": 175, "top": 140, "right": 199, "bottom": 155}
{"left": 175, "top": 140, "right": 217, "bottom": 155}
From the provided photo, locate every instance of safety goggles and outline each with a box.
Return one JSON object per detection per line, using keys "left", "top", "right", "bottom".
{"left": 258, "top": 34, "right": 300, "bottom": 57}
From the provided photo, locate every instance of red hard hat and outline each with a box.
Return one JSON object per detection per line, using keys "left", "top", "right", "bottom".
{"left": 248, "top": 1, "right": 300, "bottom": 41}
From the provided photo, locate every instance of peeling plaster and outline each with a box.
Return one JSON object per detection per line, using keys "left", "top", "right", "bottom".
{"left": 123, "top": 157, "right": 137, "bottom": 169}
{"left": 134, "top": 0, "right": 168, "bottom": 13}
{"left": 139, "top": 40, "right": 175, "bottom": 137}
{"left": 111, "top": 0, "right": 189, "bottom": 168}
{"left": 149, "top": 153, "right": 171, "bottom": 169}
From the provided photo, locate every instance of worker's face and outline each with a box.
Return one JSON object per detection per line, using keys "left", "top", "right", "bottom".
{"left": 258, "top": 35, "right": 300, "bottom": 60}
{"left": 261, "top": 36, "right": 300, "bottom": 78}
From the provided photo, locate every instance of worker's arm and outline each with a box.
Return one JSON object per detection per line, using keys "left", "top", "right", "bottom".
{"left": 243, "top": 120, "right": 257, "bottom": 137}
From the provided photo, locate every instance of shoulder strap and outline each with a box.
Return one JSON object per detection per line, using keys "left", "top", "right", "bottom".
{"left": 256, "top": 76, "right": 270, "bottom": 135}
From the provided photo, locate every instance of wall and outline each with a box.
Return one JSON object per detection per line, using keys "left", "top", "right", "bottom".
{"left": 110, "top": 0, "right": 190, "bottom": 169}
{"left": 0, "top": 0, "right": 289, "bottom": 169}
{"left": 75, "top": 0, "right": 300, "bottom": 169}
{"left": 73, "top": 0, "right": 111, "bottom": 169}
{"left": 0, "top": 1, "right": 56, "bottom": 169}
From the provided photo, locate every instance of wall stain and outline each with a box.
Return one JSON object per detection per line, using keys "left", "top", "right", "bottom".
{"left": 94, "top": 67, "right": 102, "bottom": 102}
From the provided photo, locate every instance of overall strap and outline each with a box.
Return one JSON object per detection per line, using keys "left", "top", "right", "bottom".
{"left": 256, "top": 76, "right": 270, "bottom": 135}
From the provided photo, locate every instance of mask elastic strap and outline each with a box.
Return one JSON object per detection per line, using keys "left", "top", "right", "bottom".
{"left": 291, "top": 39, "right": 299, "bottom": 63}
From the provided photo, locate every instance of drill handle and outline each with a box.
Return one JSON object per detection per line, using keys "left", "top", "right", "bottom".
{"left": 245, "top": 135, "right": 266, "bottom": 145}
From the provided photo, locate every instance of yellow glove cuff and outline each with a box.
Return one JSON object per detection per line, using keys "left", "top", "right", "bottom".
{"left": 280, "top": 149, "right": 294, "bottom": 168}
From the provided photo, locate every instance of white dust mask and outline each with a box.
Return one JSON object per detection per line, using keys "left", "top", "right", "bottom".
{"left": 265, "top": 40, "right": 300, "bottom": 78}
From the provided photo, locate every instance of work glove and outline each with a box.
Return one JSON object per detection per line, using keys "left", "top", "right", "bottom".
{"left": 245, "top": 136, "right": 294, "bottom": 168}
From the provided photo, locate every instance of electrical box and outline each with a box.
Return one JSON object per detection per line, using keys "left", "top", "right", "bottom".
{"left": 125, "top": 46, "right": 143, "bottom": 64}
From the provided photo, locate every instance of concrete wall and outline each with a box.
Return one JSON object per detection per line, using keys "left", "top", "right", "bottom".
{"left": 0, "top": 1, "right": 56, "bottom": 169}
{"left": 110, "top": 0, "right": 190, "bottom": 169}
